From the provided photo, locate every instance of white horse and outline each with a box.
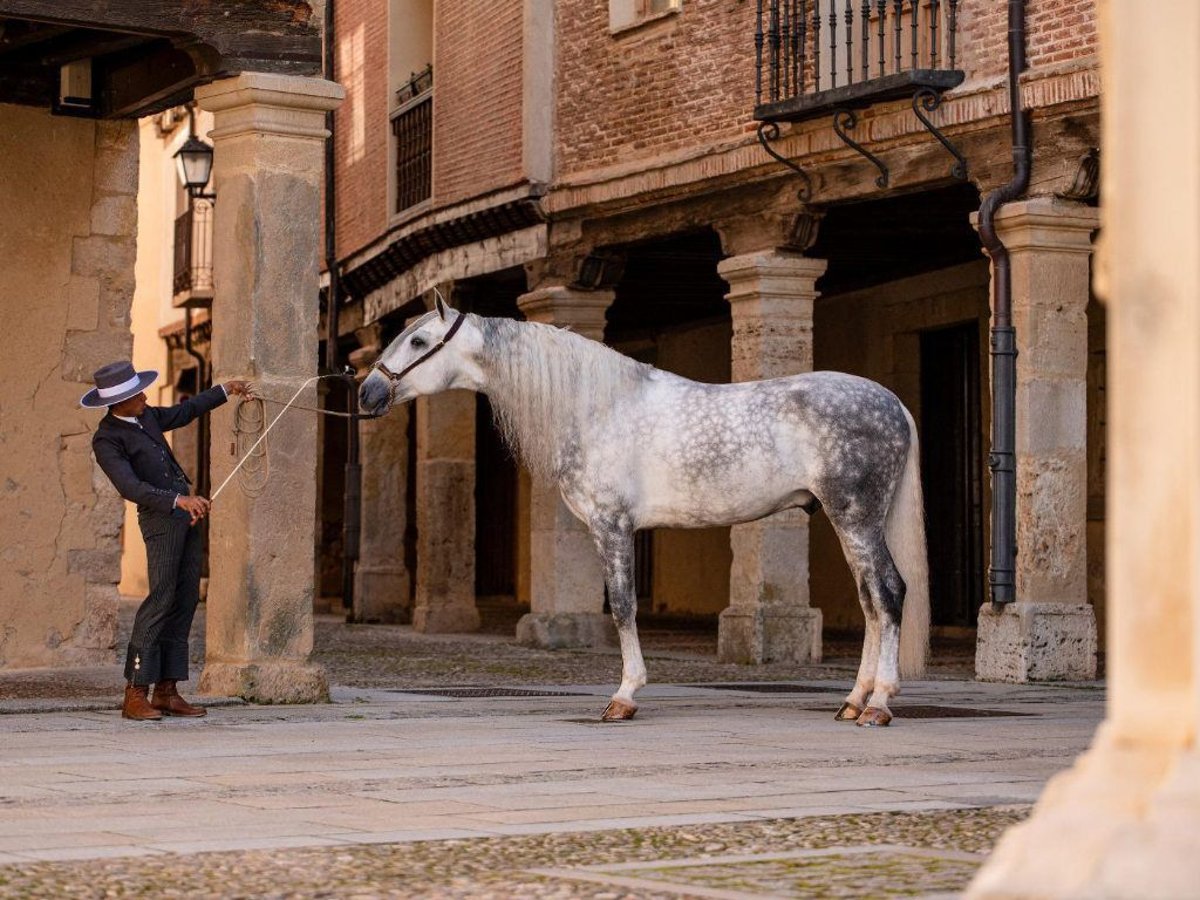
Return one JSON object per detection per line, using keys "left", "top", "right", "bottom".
{"left": 360, "top": 298, "right": 929, "bottom": 727}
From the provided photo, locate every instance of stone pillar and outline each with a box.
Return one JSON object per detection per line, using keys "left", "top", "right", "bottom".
{"left": 197, "top": 73, "right": 343, "bottom": 703}
{"left": 973, "top": 198, "right": 1099, "bottom": 682}
{"left": 513, "top": 286, "right": 616, "bottom": 649}
{"left": 350, "top": 333, "right": 411, "bottom": 623}
{"left": 716, "top": 251, "right": 827, "bottom": 665}
{"left": 413, "top": 387, "right": 479, "bottom": 632}
{"left": 968, "top": 3, "right": 1200, "bottom": 894}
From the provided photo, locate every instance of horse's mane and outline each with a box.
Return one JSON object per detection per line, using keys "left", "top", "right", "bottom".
{"left": 476, "top": 315, "right": 651, "bottom": 481}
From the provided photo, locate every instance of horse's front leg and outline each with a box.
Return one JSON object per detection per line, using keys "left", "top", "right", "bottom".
{"left": 590, "top": 522, "right": 645, "bottom": 721}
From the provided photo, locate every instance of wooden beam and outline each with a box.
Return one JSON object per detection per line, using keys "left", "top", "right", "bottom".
{"left": 98, "top": 39, "right": 201, "bottom": 118}
{"left": 0, "top": 2, "right": 321, "bottom": 74}
{"left": 0, "top": 20, "right": 71, "bottom": 54}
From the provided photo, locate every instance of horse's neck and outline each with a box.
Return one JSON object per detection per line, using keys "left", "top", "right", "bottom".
{"left": 475, "top": 317, "right": 629, "bottom": 480}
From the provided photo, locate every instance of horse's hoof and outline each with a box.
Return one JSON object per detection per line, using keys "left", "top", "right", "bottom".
{"left": 834, "top": 702, "right": 863, "bottom": 722}
{"left": 855, "top": 706, "right": 893, "bottom": 727}
{"left": 601, "top": 698, "right": 638, "bottom": 721}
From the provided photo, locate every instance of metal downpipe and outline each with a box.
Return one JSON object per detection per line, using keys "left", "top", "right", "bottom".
{"left": 977, "top": 0, "right": 1030, "bottom": 606}
{"left": 322, "top": 0, "right": 363, "bottom": 621}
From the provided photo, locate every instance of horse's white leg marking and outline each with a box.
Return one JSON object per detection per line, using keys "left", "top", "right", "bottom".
{"left": 847, "top": 613, "right": 880, "bottom": 710}
{"left": 615, "top": 624, "right": 647, "bottom": 703}
{"left": 868, "top": 618, "right": 900, "bottom": 711}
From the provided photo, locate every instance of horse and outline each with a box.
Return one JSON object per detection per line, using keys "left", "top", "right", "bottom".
{"left": 359, "top": 297, "right": 929, "bottom": 727}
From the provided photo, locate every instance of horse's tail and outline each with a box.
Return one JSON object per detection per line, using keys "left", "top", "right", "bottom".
{"left": 887, "top": 403, "right": 930, "bottom": 680}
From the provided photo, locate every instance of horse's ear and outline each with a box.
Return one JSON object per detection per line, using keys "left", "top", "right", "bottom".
{"left": 435, "top": 294, "right": 449, "bottom": 322}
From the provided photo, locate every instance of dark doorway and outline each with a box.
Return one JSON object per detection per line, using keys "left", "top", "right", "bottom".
{"left": 919, "top": 322, "right": 985, "bottom": 627}
{"left": 475, "top": 387, "right": 517, "bottom": 602}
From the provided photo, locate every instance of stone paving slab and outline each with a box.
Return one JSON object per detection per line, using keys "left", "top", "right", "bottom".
{"left": 0, "top": 679, "right": 1102, "bottom": 869}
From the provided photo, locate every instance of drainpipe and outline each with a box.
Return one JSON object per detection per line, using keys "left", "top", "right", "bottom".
{"left": 977, "top": 0, "right": 1030, "bottom": 606}
{"left": 322, "top": 0, "right": 363, "bottom": 621}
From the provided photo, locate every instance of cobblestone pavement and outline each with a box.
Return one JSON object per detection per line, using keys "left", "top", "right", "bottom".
{"left": 0, "top": 808, "right": 1025, "bottom": 898}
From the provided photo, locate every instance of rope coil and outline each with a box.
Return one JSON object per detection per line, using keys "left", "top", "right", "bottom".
{"left": 211, "top": 374, "right": 351, "bottom": 502}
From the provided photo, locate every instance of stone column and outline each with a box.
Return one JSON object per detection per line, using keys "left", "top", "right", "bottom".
{"left": 514, "top": 286, "right": 616, "bottom": 649}
{"left": 717, "top": 251, "right": 827, "bottom": 664}
{"left": 350, "top": 332, "right": 411, "bottom": 623}
{"left": 968, "top": 3, "right": 1200, "bottom": 894}
{"left": 973, "top": 198, "right": 1099, "bottom": 682}
{"left": 412, "top": 386, "right": 479, "bottom": 633}
{"left": 197, "top": 73, "right": 343, "bottom": 703}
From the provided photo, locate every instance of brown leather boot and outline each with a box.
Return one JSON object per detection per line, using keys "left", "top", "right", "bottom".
{"left": 151, "top": 680, "right": 207, "bottom": 717}
{"left": 122, "top": 683, "right": 162, "bottom": 721}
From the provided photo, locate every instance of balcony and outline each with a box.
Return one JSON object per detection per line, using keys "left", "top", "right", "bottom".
{"left": 172, "top": 198, "right": 213, "bottom": 308}
{"left": 755, "top": 0, "right": 964, "bottom": 124}
{"left": 391, "top": 65, "right": 433, "bottom": 216}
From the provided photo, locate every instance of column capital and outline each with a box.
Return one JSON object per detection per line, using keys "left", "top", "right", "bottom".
{"left": 971, "top": 198, "right": 1099, "bottom": 255}
{"left": 719, "top": 251, "right": 828, "bottom": 316}
{"left": 197, "top": 73, "right": 344, "bottom": 142}
{"left": 517, "top": 286, "right": 614, "bottom": 342}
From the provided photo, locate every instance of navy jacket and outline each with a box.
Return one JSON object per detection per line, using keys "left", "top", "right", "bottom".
{"left": 92, "top": 385, "right": 228, "bottom": 514}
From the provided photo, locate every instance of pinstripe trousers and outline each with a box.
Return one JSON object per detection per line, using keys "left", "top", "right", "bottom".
{"left": 124, "top": 494, "right": 204, "bottom": 686}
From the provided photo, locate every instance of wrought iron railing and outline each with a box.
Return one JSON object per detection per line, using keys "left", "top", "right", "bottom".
{"left": 172, "top": 199, "right": 213, "bottom": 306}
{"left": 755, "top": 0, "right": 963, "bottom": 122}
{"left": 392, "top": 65, "right": 433, "bottom": 215}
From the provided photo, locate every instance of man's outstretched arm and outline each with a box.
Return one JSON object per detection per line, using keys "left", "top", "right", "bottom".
{"left": 152, "top": 380, "right": 254, "bottom": 432}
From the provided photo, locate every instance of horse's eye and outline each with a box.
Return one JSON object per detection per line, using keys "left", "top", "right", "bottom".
{"left": 411, "top": 336, "right": 426, "bottom": 349}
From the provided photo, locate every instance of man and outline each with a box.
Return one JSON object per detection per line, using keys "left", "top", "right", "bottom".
{"left": 83, "top": 360, "right": 253, "bottom": 721}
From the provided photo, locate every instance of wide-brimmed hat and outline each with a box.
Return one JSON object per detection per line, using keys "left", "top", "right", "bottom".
{"left": 80, "top": 361, "right": 158, "bottom": 408}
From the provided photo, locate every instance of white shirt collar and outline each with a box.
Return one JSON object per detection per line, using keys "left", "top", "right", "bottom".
{"left": 114, "top": 414, "right": 140, "bottom": 426}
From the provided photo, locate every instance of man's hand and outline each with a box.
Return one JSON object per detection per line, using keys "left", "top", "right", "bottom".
{"left": 224, "top": 380, "right": 256, "bottom": 398}
{"left": 177, "top": 495, "right": 210, "bottom": 525}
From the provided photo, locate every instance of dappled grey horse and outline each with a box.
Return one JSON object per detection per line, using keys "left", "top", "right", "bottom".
{"left": 360, "top": 299, "right": 929, "bottom": 727}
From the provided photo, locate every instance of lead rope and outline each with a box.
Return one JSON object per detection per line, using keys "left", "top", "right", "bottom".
{"left": 211, "top": 374, "right": 346, "bottom": 502}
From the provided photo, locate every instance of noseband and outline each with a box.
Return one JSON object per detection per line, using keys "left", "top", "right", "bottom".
{"left": 370, "top": 311, "right": 467, "bottom": 403}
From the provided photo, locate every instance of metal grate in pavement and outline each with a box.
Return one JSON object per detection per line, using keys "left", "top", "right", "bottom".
{"left": 697, "top": 683, "right": 849, "bottom": 694}
{"left": 890, "top": 705, "right": 1034, "bottom": 718}
{"left": 387, "top": 687, "right": 592, "bottom": 698}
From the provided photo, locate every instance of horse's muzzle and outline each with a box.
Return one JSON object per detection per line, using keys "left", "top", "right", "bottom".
{"left": 358, "top": 373, "right": 392, "bottom": 416}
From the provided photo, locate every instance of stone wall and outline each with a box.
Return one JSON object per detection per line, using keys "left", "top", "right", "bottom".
{"left": 0, "top": 104, "right": 137, "bottom": 668}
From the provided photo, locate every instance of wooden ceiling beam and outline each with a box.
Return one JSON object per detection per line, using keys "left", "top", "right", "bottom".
{"left": 0, "top": 1, "right": 321, "bottom": 74}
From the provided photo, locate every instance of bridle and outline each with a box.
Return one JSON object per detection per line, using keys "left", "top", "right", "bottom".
{"left": 370, "top": 311, "right": 467, "bottom": 405}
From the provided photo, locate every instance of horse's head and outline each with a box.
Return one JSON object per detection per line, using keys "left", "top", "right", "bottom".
{"left": 359, "top": 296, "right": 480, "bottom": 415}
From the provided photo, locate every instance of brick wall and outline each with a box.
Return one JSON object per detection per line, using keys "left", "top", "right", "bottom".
{"left": 958, "top": 0, "right": 1099, "bottom": 83}
{"left": 556, "top": 1, "right": 758, "bottom": 177}
{"left": 334, "top": 0, "right": 390, "bottom": 260}
{"left": 434, "top": 0, "right": 525, "bottom": 205}
{"left": 556, "top": 0, "right": 1099, "bottom": 180}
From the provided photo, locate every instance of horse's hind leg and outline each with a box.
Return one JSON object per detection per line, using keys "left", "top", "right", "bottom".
{"left": 829, "top": 519, "right": 906, "bottom": 727}
{"left": 590, "top": 521, "right": 645, "bottom": 721}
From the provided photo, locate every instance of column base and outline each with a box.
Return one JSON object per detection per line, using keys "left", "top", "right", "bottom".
{"left": 515, "top": 612, "right": 615, "bottom": 649}
{"left": 968, "top": 730, "right": 1200, "bottom": 898}
{"left": 198, "top": 661, "right": 329, "bottom": 704}
{"left": 717, "top": 605, "right": 822, "bottom": 664}
{"left": 412, "top": 601, "right": 480, "bottom": 634}
{"left": 355, "top": 565, "right": 411, "bottom": 624}
{"left": 975, "top": 601, "right": 1097, "bottom": 682}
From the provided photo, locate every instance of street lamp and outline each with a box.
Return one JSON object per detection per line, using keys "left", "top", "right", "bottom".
{"left": 174, "top": 135, "right": 216, "bottom": 201}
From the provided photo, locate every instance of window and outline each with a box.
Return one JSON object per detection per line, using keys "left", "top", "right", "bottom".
{"left": 609, "top": 0, "right": 682, "bottom": 35}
